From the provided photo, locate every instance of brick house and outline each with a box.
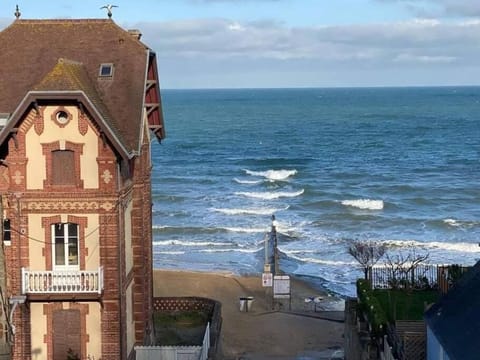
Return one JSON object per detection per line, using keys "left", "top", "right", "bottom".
{"left": 0, "top": 17, "right": 164, "bottom": 360}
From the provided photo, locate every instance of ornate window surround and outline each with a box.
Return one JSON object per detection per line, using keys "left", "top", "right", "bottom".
{"left": 42, "top": 140, "right": 84, "bottom": 190}
{"left": 42, "top": 215, "right": 88, "bottom": 271}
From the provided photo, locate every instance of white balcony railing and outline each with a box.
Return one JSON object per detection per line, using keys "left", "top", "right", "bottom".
{"left": 22, "top": 267, "right": 104, "bottom": 295}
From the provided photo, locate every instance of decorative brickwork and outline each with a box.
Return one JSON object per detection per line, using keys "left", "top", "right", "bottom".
{"left": 50, "top": 106, "right": 72, "bottom": 128}
{"left": 78, "top": 112, "right": 89, "bottom": 136}
{"left": 34, "top": 108, "right": 45, "bottom": 135}
{"left": 42, "top": 140, "right": 84, "bottom": 190}
{"left": 25, "top": 200, "right": 117, "bottom": 212}
{"left": 40, "top": 215, "right": 88, "bottom": 270}
{"left": 96, "top": 136, "right": 117, "bottom": 193}
{"left": 0, "top": 18, "right": 162, "bottom": 360}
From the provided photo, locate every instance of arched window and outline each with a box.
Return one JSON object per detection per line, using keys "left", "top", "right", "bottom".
{"left": 52, "top": 223, "right": 79, "bottom": 270}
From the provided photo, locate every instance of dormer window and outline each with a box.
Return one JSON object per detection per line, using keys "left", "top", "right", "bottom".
{"left": 99, "top": 63, "right": 114, "bottom": 78}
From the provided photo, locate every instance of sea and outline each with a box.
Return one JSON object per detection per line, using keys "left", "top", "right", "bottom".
{"left": 150, "top": 87, "right": 480, "bottom": 298}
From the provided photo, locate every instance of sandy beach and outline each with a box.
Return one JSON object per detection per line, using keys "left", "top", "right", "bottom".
{"left": 154, "top": 270, "right": 345, "bottom": 359}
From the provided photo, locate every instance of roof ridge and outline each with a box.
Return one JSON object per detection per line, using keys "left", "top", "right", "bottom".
{"left": 57, "top": 58, "right": 84, "bottom": 66}
{"left": 14, "top": 19, "right": 113, "bottom": 24}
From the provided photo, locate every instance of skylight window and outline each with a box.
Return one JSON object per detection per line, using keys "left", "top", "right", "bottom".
{"left": 99, "top": 63, "right": 114, "bottom": 77}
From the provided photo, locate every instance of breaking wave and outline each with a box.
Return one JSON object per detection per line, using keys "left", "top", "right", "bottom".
{"left": 341, "top": 199, "right": 384, "bottom": 210}
{"left": 234, "top": 178, "right": 264, "bottom": 185}
{"left": 244, "top": 169, "right": 297, "bottom": 181}
{"left": 199, "top": 248, "right": 261, "bottom": 254}
{"left": 211, "top": 206, "right": 289, "bottom": 216}
{"left": 235, "top": 189, "right": 304, "bottom": 200}
{"left": 383, "top": 239, "right": 480, "bottom": 253}
{"left": 153, "top": 240, "right": 234, "bottom": 247}
{"left": 223, "top": 227, "right": 267, "bottom": 233}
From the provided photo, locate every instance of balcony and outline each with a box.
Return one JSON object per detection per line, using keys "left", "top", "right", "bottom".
{"left": 22, "top": 267, "right": 103, "bottom": 300}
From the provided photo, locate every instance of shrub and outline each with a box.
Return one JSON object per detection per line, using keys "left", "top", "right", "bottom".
{"left": 356, "top": 278, "right": 388, "bottom": 336}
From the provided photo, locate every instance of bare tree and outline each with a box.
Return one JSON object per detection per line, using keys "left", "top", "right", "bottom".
{"left": 383, "top": 247, "right": 430, "bottom": 321}
{"left": 348, "top": 241, "right": 386, "bottom": 280}
{"left": 384, "top": 247, "right": 430, "bottom": 289}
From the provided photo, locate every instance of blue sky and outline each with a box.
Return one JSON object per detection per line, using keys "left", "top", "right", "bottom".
{"left": 1, "top": 1, "right": 480, "bottom": 88}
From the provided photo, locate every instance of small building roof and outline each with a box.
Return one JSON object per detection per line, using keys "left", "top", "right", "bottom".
{"left": 424, "top": 261, "right": 480, "bottom": 360}
{"left": 0, "top": 19, "right": 164, "bottom": 155}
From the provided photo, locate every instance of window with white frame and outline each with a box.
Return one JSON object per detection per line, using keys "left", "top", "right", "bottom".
{"left": 52, "top": 223, "right": 79, "bottom": 270}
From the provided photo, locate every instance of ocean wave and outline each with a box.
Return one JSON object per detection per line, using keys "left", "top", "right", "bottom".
{"left": 234, "top": 178, "right": 264, "bottom": 185}
{"left": 278, "top": 248, "right": 320, "bottom": 255}
{"left": 443, "top": 218, "right": 479, "bottom": 228}
{"left": 153, "top": 225, "right": 240, "bottom": 236}
{"left": 285, "top": 252, "right": 357, "bottom": 266}
{"left": 154, "top": 251, "right": 185, "bottom": 255}
{"left": 153, "top": 240, "right": 234, "bottom": 247}
{"left": 211, "top": 206, "right": 289, "bottom": 216}
{"left": 198, "top": 248, "right": 262, "bottom": 254}
{"left": 384, "top": 239, "right": 480, "bottom": 253}
{"left": 341, "top": 199, "right": 384, "bottom": 210}
{"left": 244, "top": 169, "right": 297, "bottom": 181}
{"left": 153, "top": 225, "right": 168, "bottom": 230}
{"left": 444, "top": 219, "right": 461, "bottom": 227}
{"left": 235, "top": 189, "right": 304, "bottom": 200}
{"left": 223, "top": 227, "right": 268, "bottom": 233}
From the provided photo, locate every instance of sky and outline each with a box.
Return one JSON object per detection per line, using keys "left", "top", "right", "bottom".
{"left": 1, "top": 0, "right": 480, "bottom": 88}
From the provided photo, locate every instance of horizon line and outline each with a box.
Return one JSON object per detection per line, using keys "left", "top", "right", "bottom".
{"left": 161, "top": 84, "right": 480, "bottom": 91}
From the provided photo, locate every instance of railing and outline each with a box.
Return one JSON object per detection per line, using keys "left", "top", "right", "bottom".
{"left": 368, "top": 264, "right": 471, "bottom": 292}
{"left": 199, "top": 322, "right": 210, "bottom": 360}
{"left": 22, "top": 267, "right": 104, "bottom": 294}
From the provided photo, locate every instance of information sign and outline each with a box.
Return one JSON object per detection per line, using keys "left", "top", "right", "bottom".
{"left": 262, "top": 273, "right": 273, "bottom": 287}
{"left": 273, "top": 275, "right": 291, "bottom": 299}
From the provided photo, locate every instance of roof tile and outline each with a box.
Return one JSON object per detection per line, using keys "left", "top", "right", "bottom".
{"left": 0, "top": 19, "right": 157, "bottom": 153}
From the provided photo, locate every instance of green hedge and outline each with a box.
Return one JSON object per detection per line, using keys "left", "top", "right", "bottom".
{"left": 356, "top": 279, "right": 388, "bottom": 336}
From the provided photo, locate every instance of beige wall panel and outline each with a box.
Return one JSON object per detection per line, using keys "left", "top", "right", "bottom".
{"left": 85, "top": 215, "right": 100, "bottom": 270}
{"left": 28, "top": 215, "right": 46, "bottom": 270}
{"left": 85, "top": 302, "right": 102, "bottom": 359}
{"left": 25, "top": 105, "right": 99, "bottom": 189}
{"left": 125, "top": 200, "right": 133, "bottom": 275}
{"left": 30, "top": 303, "right": 47, "bottom": 359}
{"left": 126, "top": 282, "right": 135, "bottom": 355}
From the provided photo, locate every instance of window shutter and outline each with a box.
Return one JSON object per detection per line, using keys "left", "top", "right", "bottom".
{"left": 52, "top": 150, "right": 75, "bottom": 185}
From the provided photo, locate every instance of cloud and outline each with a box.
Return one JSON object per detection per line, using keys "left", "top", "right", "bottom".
{"left": 136, "top": 18, "right": 480, "bottom": 64}
{"left": 376, "top": 0, "right": 480, "bottom": 18}
{"left": 1, "top": 14, "right": 478, "bottom": 88}
{"left": 129, "top": 17, "right": 480, "bottom": 87}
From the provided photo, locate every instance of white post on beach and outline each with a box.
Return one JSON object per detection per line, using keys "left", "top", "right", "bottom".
{"left": 262, "top": 215, "right": 275, "bottom": 309}
{"left": 264, "top": 231, "right": 269, "bottom": 268}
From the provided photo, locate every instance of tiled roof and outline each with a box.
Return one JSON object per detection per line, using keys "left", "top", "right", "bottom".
{"left": 0, "top": 19, "right": 154, "bottom": 153}
{"left": 33, "top": 58, "right": 123, "bottom": 145}
{"left": 425, "top": 261, "right": 480, "bottom": 360}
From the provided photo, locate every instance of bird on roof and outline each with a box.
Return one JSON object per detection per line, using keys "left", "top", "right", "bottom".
{"left": 14, "top": 4, "right": 21, "bottom": 19}
{"left": 100, "top": 4, "right": 118, "bottom": 18}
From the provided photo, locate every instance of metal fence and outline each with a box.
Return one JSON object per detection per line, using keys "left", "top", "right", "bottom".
{"left": 368, "top": 264, "right": 470, "bottom": 292}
